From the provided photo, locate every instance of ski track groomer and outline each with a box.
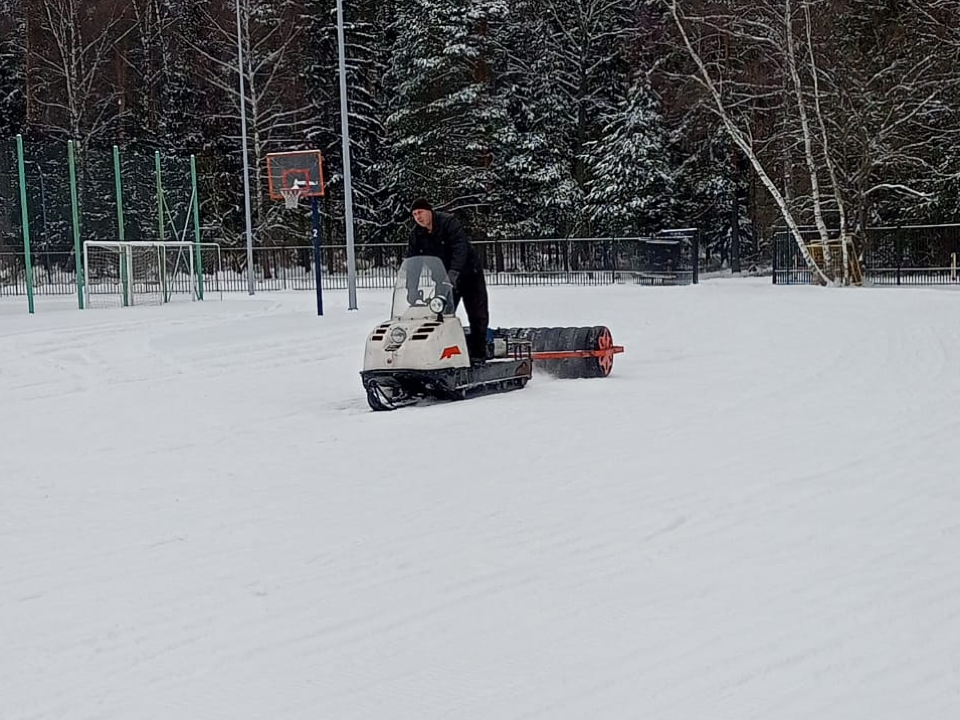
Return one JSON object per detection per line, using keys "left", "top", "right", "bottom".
{"left": 405, "top": 197, "right": 490, "bottom": 363}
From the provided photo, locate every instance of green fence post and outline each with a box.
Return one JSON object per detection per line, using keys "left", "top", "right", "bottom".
{"left": 68, "top": 140, "right": 84, "bottom": 309}
{"left": 113, "top": 145, "right": 128, "bottom": 306}
{"left": 191, "top": 154, "right": 204, "bottom": 301}
{"left": 16, "top": 134, "right": 35, "bottom": 314}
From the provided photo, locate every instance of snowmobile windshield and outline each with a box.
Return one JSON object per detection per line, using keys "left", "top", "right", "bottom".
{"left": 392, "top": 256, "right": 456, "bottom": 319}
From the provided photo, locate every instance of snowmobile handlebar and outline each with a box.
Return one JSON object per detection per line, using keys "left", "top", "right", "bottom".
{"left": 407, "top": 281, "right": 454, "bottom": 306}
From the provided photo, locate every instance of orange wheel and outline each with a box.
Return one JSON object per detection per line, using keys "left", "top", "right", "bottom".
{"left": 595, "top": 327, "right": 614, "bottom": 377}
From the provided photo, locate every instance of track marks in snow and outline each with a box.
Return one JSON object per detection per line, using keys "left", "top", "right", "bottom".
{"left": 5, "top": 284, "right": 960, "bottom": 719}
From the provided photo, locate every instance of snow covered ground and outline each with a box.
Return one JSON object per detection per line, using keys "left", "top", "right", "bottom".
{"left": 3, "top": 279, "right": 960, "bottom": 719}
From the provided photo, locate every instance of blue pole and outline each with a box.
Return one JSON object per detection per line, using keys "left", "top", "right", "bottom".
{"left": 312, "top": 196, "right": 323, "bottom": 316}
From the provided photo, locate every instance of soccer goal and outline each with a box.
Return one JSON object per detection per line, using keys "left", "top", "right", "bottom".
{"left": 83, "top": 241, "right": 222, "bottom": 309}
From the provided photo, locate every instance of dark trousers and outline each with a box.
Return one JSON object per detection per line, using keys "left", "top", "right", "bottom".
{"left": 454, "top": 269, "right": 489, "bottom": 359}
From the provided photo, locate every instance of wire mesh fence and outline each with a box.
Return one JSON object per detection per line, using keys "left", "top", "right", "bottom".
{"left": 1, "top": 140, "right": 196, "bottom": 247}
{"left": 1, "top": 136, "right": 699, "bottom": 304}
{"left": 0, "top": 135, "right": 199, "bottom": 307}
{"left": 0, "top": 233, "right": 700, "bottom": 297}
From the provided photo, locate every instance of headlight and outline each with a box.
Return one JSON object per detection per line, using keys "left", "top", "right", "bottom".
{"left": 389, "top": 326, "right": 407, "bottom": 344}
{"left": 428, "top": 296, "right": 446, "bottom": 314}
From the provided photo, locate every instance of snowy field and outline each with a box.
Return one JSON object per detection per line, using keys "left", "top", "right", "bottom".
{"left": 3, "top": 279, "right": 960, "bottom": 719}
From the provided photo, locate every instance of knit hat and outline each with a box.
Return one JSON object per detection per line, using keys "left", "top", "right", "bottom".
{"left": 410, "top": 197, "right": 433, "bottom": 212}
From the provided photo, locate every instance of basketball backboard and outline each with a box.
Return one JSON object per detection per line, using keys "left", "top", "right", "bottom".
{"left": 266, "top": 150, "right": 326, "bottom": 200}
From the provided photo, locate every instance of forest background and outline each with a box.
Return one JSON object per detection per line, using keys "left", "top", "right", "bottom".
{"left": 1, "top": 0, "right": 958, "bottom": 271}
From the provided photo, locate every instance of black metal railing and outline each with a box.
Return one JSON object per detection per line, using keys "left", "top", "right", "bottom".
{"left": 0, "top": 232, "right": 700, "bottom": 297}
{"left": 773, "top": 224, "right": 960, "bottom": 285}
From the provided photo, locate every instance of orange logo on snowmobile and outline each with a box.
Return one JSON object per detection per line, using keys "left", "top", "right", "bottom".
{"left": 440, "top": 345, "right": 462, "bottom": 360}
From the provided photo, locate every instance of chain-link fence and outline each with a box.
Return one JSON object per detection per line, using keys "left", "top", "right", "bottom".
{"left": 0, "top": 135, "right": 200, "bottom": 309}
{"left": 1, "top": 231, "right": 701, "bottom": 298}
{"left": 1, "top": 140, "right": 699, "bottom": 307}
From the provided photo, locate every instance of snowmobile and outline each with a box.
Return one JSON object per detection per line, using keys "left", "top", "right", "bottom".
{"left": 360, "top": 256, "right": 626, "bottom": 411}
{"left": 360, "top": 256, "right": 533, "bottom": 411}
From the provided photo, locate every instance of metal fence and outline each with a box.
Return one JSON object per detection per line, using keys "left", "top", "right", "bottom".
{"left": 0, "top": 232, "right": 701, "bottom": 297}
{"left": 773, "top": 224, "right": 960, "bottom": 285}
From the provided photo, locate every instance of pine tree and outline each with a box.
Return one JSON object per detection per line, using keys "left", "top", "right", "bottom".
{"left": 301, "top": 0, "right": 394, "bottom": 246}
{"left": 486, "top": 0, "right": 573, "bottom": 237}
{"left": 585, "top": 75, "right": 675, "bottom": 235}
{"left": 0, "top": 0, "right": 26, "bottom": 137}
{"left": 493, "top": 0, "right": 639, "bottom": 237}
{"left": 380, "top": 0, "right": 508, "bottom": 238}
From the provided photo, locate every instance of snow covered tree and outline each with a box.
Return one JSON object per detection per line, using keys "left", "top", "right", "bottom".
{"left": 483, "top": 0, "right": 644, "bottom": 238}
{"left": 0, "top": 1, "right": 26, "bottom": 136}
{"left": 28, "top": 0, "right": 132, "bottom": 148}
{"left": 147, "top": 1, "right": 217, "bottom": 157}
{"left": 662, "top": 0, "right": 960, "bottom": 282}
{"left": 663, "top": 0, "right": 855, "bottom": 283}
{"left": 483, "top": 0, "right": 578, "bottom": 237}
{"left": 121, "top": 0, "right": 205, "bottom": 150}
{"left": 585, "top": 75, "right": 676, "bottom": 235}
{"left": 300, "top": 0, "right": 394, "bottom": 246}
{"left": 825, "top": 0, "right": 960, "bottom": 228}
{"left": 380, "top": 0, "right": 509, "bottom": 238}
{"left": 185, "top": 0, "right": 312, "bottom": 247}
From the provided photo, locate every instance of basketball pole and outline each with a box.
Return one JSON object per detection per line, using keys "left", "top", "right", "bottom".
{"left": 335, "top": 0, "right": 358, "bottom": 310}
{"left": 236, "top": 0, "right": 255, "bottom": 296}
{"left": 312, "top": 196, "right": 323, "bottom": 316}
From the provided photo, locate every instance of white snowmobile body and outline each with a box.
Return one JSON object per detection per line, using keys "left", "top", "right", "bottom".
{"left": 362, "top": 297, "right": 471, "bottom": 374}
{"left": 360, "top": 256, "right": 532, "bottom": 410}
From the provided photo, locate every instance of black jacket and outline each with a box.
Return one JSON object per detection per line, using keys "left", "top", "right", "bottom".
{"left": 406, "top": 211, "right": 481, "bottom": 277}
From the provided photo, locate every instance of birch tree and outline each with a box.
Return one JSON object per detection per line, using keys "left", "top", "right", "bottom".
{"left": 663, "top": 0, "right": 960, "bottom": 283}
{"left": 185, "top": 0, "right": 313, "bottom": 246}
{"left": 28, "top": 0, "right": 133, "bottom": 151}
{"left": 828, "top": 1, "right": 960, "bottom": 228}
{"left": 662, "top": 0, "right": 854, "bottom": 283}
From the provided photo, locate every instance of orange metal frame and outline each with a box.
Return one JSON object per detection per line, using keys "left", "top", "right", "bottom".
{"left": 530, "top": 346, "right": 624, "bottom": 360}
{"left": 266, "top": 150, "right": 326, "bottom": 200}
{"left": 528, "top": 327, "right": 623, "bottom": 377}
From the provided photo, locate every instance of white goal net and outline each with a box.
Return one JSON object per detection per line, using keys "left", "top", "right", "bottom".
{"left": 83, "top": 241, "right": 222, "bottom": 309}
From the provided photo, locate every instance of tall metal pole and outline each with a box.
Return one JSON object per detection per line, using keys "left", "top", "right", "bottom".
{"left": 68, "top": 140, "right": 83, "bottom": 309}
{"left": 312, "top": 196, "right": 323, "bottom": 316}
{"left": 155, "top": 151, "right": 164, "bottom": 243}
{"left": 191, "top": 155, "right": 205, "bottom": 301}
{"left": 236, "top": 0, "right": 255, "bottom": 295}
{"left": 335, "top": 0, "right": 358, "bottom": 310}
{"left": 113, "top": 145, "right": 129, "bottom": 307}
{"left": 15, "top": 134, "right": 34, "bottom": 314}
{"left": 31, "top": 163, "right": 50, "bottom": 275}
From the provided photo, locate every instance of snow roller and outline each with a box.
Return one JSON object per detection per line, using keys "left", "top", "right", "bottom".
{"left": 359, "top": 256, "right": 625, "bottom": 411}
{"left": 494, "top": 326, "right": 624, "bottom": 379}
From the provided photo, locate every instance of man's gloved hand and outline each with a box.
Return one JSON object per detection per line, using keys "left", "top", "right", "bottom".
{"left": 447, "top": 270, "right": 460, "bottom": 289}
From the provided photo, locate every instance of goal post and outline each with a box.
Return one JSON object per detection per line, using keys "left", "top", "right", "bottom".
{"left": 82, "top": 241, "right": 222, "bottom": 309}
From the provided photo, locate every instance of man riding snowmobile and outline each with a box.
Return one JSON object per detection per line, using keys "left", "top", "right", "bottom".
{"left": 406, "top": 197, "right": 489, "bottom": 364}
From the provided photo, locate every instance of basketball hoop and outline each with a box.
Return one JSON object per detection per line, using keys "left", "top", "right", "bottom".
{"left": 280, "top": 187, "right": 302, "bottom": 210}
